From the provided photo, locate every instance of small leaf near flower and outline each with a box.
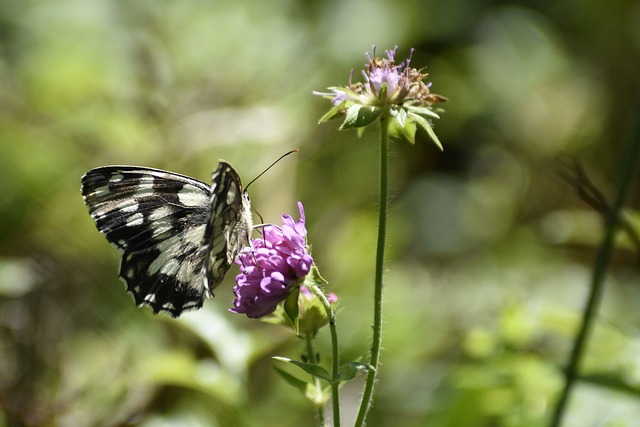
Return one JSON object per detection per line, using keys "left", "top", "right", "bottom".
{"left": 273, "top": 357, "right": 333, "bottom": 383}
{"left": 407, "top": 112, "right": 443, "bottom": 151}
{"left": 273, "top": 365, "right": 310, "bottom": 395}
{"left": 338, "top": 362, "right": 375, "bottom": 381}
{"left": 390, "top": 106, "right": 407, "bottom": 127}
{"left": 283, "top": 286, "right": 300, "bottom": 334}
{"left": 390, "top": 114, "right": 417, "bottom": 144}
{"left": 273, "top": 366, "right": 330, "bottom": 405}
{"left": 341, "top": 104, "right": 382, "bottom": 130}
{"left": 317, "top": 101, "right": 347, "bottom": 124}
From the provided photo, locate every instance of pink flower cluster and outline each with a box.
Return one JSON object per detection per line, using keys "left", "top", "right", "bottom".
{"left": 230, "top": 202, "right": 314, "bottom": 318}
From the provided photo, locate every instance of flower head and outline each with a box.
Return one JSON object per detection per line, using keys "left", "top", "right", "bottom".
{"left": 314, "top": 46, "right": 448, "bottom": 148}
{"left": 230, "top": 202, "right": 314, "bottom": 318}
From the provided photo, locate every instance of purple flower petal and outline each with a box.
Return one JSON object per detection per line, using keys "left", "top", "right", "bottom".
{"left": 230, "top": 202, "right": 314, "bottom": 318}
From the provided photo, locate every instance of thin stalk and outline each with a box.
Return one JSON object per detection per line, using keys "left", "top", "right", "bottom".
{"left": 550, "top": 106, "right": 640, "bottom": 426}
{"left": 307, "top": 283, "right": 341, "bottom": 426}
{"left": 354, "top": 115, "right": 390, "bottom": 427}
{"left": 304, "top": 333, "right": 326, "bottom": 426}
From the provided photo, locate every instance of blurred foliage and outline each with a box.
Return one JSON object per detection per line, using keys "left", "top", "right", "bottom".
{"left": 1, "top": 0, "right": 640, "bottom": 426}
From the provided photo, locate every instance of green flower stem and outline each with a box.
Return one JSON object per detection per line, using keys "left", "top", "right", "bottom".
{"left": 306, "top": 283, "right": 341, "bottom": 427}
{"left": 550, "top": 107, "right": 640, "bottom": 427}
{"left": 355, "top": 114, "right": 390, "bottom": 427}
{"left": 304, "top": 333, "right": 326, "bottom": 426}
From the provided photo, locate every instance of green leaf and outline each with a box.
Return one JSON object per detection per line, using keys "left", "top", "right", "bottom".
{"left": 408, "top": 112, "right": 444, "bottom": 151}
{"left": 273, "top": 366, "right": 310, "bottom": 395}
{"left": 338, "top": 362, "right": 374, "bottom": 381}
{"left": 283, "top": 287, "right": 300, "bottom": 333}
{"left": 273, "top": 357, "right": 333, "bottom": 382}
{"left": 340, "top": 104, "right": 381, "bottom": 130}
{"left": 273, "top": 366, "right": 330, "bottom": 405}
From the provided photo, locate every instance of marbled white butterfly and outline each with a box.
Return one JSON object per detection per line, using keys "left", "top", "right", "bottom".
{"left": 81, "top": 161, "right": 253, "bottom": 317}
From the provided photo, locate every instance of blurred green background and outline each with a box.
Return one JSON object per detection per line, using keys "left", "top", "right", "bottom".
{"left": 1, "top": 0, "right": 640, "bottom": 426}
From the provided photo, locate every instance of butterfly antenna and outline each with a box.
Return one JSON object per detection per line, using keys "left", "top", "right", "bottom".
{"left": 244, "top": 149, "right": 299, "bottom": 191}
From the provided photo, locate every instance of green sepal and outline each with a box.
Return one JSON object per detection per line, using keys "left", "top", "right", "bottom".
{"left": 406, "top": 105, "right": 441, "bottom": 120}
{"left": 377, "top": 84, "right": 388, "bottom": 103}
{"left": 390, "top": 106, "right": 407, "bottom": 127}
{"left": 398, "top": 117, "right": 417, "bottom": 144}
{"left": 318, "top": 102, "right": 346, "bottom": 124}
{"left": 303, "top": 264, "right": 329, "bottom": 288}
{"left": 338, "top": 362, "right": 374, "bottom": 381}
{"left": 408, "top": 111, "right": 444, "bottom": 151}
{"left": 389, "top": 107, "right": 417, "bottom": 144}
{"left": 273, "top": 356, "right": 333, "bottom": 382}
{"left": 283, "top": 287, "right": 300, "bottom": 334}
{"left": 340, "top": 104, "right": 382, "bottom": 130}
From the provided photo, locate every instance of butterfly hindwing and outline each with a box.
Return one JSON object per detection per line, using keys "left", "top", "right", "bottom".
{"left": 81, "top": 162, "right": 250, "bottom": 317}
{"left": 203, "top": 162, "right": 247, "bottom": 292}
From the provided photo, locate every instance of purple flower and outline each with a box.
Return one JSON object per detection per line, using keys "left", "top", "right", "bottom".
{"left": 363, "top": 48, "right": 403, "bottom": 102}
{"left": 315, "top": 46, "right": 446, "bottom": 108}
{"left": 314, "top": 46, "right": 448, "bottom": 149}
{"left": 230, "top": 202, "right": 314, "bottom": 318}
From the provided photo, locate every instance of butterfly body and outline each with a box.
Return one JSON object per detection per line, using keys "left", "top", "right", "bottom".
{"left": 81, "top": 161, "right": 251, "bottom": 317}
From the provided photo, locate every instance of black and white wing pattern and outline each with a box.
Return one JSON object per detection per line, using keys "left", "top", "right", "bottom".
{"left": 81, "top": 161, "right": 253, "bottom": 317}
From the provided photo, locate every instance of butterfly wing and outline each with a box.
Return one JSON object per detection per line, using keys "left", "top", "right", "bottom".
{"left": 202, "top": 161, "right": 253, "bottom": 293}
{"left": 81, "top": 166, "right": 212, "bottom": 317}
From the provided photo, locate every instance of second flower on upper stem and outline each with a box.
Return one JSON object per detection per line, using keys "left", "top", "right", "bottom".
{"left": 314, "top": 46, "right": 448, "bottom": 149}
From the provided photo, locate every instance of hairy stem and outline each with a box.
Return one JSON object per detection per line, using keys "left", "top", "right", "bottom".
{"left": 304, "top": 334, "right": 326, "bottom": 426}
{"left": 307, "top": 283, "right": 341, "bottom": 426}
{"left": 355, "top": 115, "right": 390, "bottom": 427}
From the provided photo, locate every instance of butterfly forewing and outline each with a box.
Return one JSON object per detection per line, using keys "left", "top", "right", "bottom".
{"left": 81, "top": 162, "right": 250, "bottom": 317}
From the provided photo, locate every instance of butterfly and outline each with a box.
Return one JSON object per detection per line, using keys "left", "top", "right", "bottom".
{"left": 81, "top": 161, "right": 253, "bottom": 317}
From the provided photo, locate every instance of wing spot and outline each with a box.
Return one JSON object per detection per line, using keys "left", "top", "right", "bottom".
{"left": 226, "top": 182, "right": 238, "bottom": 204}
{"left": 127, "top": 213, "right": 144, "bottom": 227}
{"left": 149, "top": 206, "right": 172, "bottom": 221}
{"left": 182, "top": 301, "right": 199, "bottom": 309}
{"left": 93, "top": 185, "right": 110, "bottom": 197}
{"left": 121, "top": 203, "right": 139, "bottom": 214}
{"left": 110, "top": 173, "right": 124, "bottom": 183}
{"left": 152, "top": 223, "right": 173, "bottom": 238}
{"left": 178, "top": 187, "right": 209, "bottom": 207}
